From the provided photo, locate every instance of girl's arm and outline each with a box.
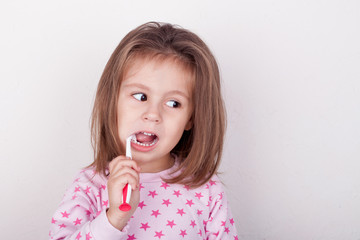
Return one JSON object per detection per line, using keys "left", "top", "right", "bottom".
{"left": 205, "top": 177, "right": 239, "bottom": 240}
{"left": 49, "top": 159, "right": 139, "bottom": 240}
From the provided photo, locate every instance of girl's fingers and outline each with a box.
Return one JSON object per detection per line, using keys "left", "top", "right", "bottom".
{"left": 109, "top": 157, "right": 141, "bottom": 173}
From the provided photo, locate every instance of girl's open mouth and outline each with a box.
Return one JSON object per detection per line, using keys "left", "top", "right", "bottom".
{"left": 131, "top": 131, "right": 158, "bottom": 150}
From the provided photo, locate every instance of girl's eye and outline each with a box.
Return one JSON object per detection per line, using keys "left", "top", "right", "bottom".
{"left": 133, "top": 93, "right": 147, "bottom": 101}
{"left": 166, "top": 100, "right": 181, "bottom": 108}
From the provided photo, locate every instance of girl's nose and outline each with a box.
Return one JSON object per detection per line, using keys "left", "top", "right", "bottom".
{"left": 142, "top": 105, "right": 161, "bottom": 123}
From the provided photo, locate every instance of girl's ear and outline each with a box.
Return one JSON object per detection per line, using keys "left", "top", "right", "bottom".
{"left": 184, "top": 117, "right": 193, "bottom": 131}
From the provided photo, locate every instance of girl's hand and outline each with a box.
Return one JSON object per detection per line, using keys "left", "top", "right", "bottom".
{"left": 106, "top": 156, "right": 141, "bottom": 230}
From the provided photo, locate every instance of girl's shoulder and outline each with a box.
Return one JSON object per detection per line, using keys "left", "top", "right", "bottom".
{"left": 68, "top": 166, "right": 108, "bottom": 190}
{"left": 190, "top": 174, "right": 226, "bottom": 197}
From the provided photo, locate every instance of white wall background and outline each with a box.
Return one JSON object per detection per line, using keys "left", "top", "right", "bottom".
{"left": 1, "top": 0, "right": 359, "bottom": 239}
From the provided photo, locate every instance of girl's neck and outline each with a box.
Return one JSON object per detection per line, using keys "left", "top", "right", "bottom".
{"left": 138, "top": 154, "right": 175, "bottom": 173}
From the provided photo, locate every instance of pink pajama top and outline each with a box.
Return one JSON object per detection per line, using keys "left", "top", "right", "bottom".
{"left": 49, "top": 162, "right": 238, "bottom": 239}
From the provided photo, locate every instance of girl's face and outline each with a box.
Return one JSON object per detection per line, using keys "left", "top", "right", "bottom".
{"left": 117, "top": 58, "right": 193, "bottom": 173}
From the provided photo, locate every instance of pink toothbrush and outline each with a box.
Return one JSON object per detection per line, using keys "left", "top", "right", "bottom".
{"left": 119, "top": 135, "right": 134, "bottom": 211}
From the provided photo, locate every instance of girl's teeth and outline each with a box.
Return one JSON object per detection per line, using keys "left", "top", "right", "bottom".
{"left": 143, "top": 132, "right": 154, "bottom": 136}
{"left": 131, "top": 133, "right": 157, "bottom": 147}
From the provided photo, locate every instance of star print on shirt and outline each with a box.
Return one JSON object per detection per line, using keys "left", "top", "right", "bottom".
{"left": 84, "top": 186, "right": 91, "bottom": 194}
{"left": 162, "top": 199, "right": 171, "bottom": 207}
{"left": 127, "top": 234, "right": 136, "bottom": 240}
{"left": 61, "top": 211, "right": 70, "bottom": 218}
{"left": 195, "top": 192, "right": 203, "bottom": 199}
{"left": 49, "top": 167, "right": 238, "bottom": 239}
{"left": 173, "top": 190, "right": 181, "bottom": 197}
{"left": 151, "top": 210, "right": 161, "bottom": 218}
{"left": 140, "top": 222, "right": 150, "bottom": 231}
{"left": 148, "top": 190, "right": 158, "bottom": 198}
{"left": 185, "top": 199, "right": 194, "bottom": 207}
{"left": 85, "top": 232, "right": 92, "bottom": 240}
{"left": 160, "top": 182, "right": 170, "bottom": 189}
{"left": 209, "top": 180, "right": 217, "bottom": 186}
{"left": 154, "top": 231, "right": 165, "bottom": 239}
{"left": 73, "top": 218, "right": 82, "bottom": 225}
{"left": 179, "top": 229, "right": 187, "bottom": 237}
{"left": 166, "top": 220, "right": 176, "bottom": 228}
{"left": 138, "top": 201, "right": 146, "bottom": 209}
{"left": 75, "top": 232, "right": 81, "bottom": 240}
{"left": 176, "top": 208, "right": 185, "bottom": 216}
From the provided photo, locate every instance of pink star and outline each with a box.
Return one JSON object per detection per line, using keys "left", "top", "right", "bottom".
{"left": 197, "top": 209, "right": 203, "bottom": 215}
{"left": 185, "top": 199, "right": 194, "bottom": 207}
{"left": 234, "top": 236, "right": 239, "bottom": 240}
{"left": 173, "top": 190, "right": 182, "bottom": 197}
{"left": 209, "top": 179, "right": 216, "bottom": 185}
{"left": 213, "top": 231, "right": 220, "bottom": 237}
{"left": 176, "top": 208, "right": 185, "bottom": 216}
{"left": 86, "top": 232, "right": 92, "bottom": 240}
{"left": 74, "top": 187, "right": 80, "bottom": 192}
{"left": 85, "top": 186, "right": 91, "bottom": 194}
{"left": 51, "top": 218, "right": 57, "bottom": 224}
{"left": 195, "top": 192, "right": 203, "bottom": 199}
{"left": 140, "top": 222, "right": 150, "bottom": 231}
{"left": 59, "top": 224, "right": 66, "bottom": 228}
{"left": 139, "top": 183, "right": 144, "bottom": 191}
{"left": 127, "top": 234, "right": 136, "bottom": 240}
{"left": 179, "top": 229, "right": 187, "bottom": 237}
{"left": 101, "top": 184, "right": 106, "bottom": 190}
{"left": 151, "top": 210, "right": 161, "bottom": 218}
{"left": 198, "top": 229, "right": 202, "bottom": 236}
{"left": 138, "top": 201, "right": 146, "bottom": 209}
{"left": 61, "top": 211, "right": 70, "bottom": 218}
{"left": 154, "top": 231, "right": 165, "bottom": 239}
{"left": 102, "top": 200, "right": 108, "bottom": 207}
{"left": 219, "top": 192, "right": 223, "bottom": 199}
{"left": 72, "top": 195, "right": 77, "bottom": 200}
{"left": 148, "top": 190, "right": 158, "bottom": 198}
{"left": 76, "top": 232, "right": 82, "bottom": 240}
{"left": 230, "top": 218, "right": 235, "bottom": 225}
{"left": 183, "top": 185, "right": 190, "bottom": 191}
{"left": 166, "top": 220, "right": 176, "bottom": 228}
{"left": 221, "top": 221, "right": 226, "bottom": 226}
{"left": 190, "top": 220, "right": 196, "bottom": 228}
{"left": 225, "top": 227, "right": 230, "bottom": 234}
{"left": 74, "top": 178, "right": 80, "bottom": 182}
{"left": 160, "top": 182, "right": 170, "bottom": 189}
{"left": 73, "top": 218, "right": 82, "bottom": 225}
{"left": 162, "top": 199, "right": 171, "bottom": 207}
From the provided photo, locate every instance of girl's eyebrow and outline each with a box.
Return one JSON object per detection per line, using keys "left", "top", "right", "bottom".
{"left": 122, "top": 83, "right": 150, "bottom": 91}
{"left": 123, "top": 83, "right": 190, "bottom": 100}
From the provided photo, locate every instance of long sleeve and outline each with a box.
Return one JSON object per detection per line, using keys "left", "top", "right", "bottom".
{"left": 205, "top": 179, "right": 239, "bottom": 240}
{"left": 49, "top": 165, "right": 239, "bottom": 239}
{"left": 49, "top": 169, "right": 128, "bottom": 240}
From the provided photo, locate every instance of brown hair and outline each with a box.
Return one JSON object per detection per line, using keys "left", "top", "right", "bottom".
{"left": 90, "top": 22, "right": 226, "bottom": 188}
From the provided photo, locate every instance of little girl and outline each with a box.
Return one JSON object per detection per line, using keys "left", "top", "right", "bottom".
{"left": 49, "top": 22, "right": 238, "bottom": 240}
